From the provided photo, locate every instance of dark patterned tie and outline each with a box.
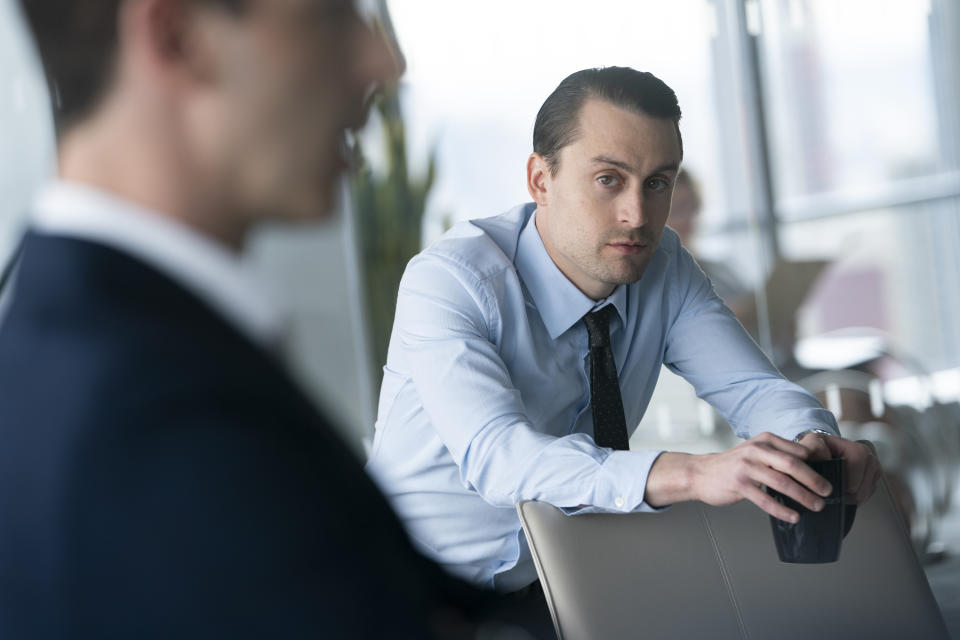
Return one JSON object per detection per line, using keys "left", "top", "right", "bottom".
{"left": 584, "top": 305, "right": 630, "bottom": 450}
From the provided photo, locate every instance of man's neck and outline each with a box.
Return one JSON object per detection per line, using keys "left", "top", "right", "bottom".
{"left": 534, "top": 209, "right": 615, "bottom": 301}
{"left": 56, "top": 109, "right": 247, "bottom": 252}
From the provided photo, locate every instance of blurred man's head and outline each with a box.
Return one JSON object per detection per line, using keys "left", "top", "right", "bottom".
{"left": 19, "top": 0, "right": 400, "bottom": 242}
{"left": 527, "top": 67, "right": 683, "bottom": 300}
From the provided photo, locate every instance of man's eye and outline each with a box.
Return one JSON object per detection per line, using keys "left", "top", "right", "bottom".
{"left": 646, "top": 178, "right": 669, "bottom": 191}
{"left": 597, "top": 175, "right": 619, "bottom": 187}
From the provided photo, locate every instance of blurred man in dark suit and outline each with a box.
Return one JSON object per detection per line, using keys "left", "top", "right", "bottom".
{"left": 0, "top": 1, "right": 497, "bottom": 637}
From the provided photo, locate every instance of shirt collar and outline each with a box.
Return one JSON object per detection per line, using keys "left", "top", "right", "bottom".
{"left": 515, "top": 208, "right": 628, "bottom": 339}
{"left": 31, "top": 179, "right": 284, "bottom": 348}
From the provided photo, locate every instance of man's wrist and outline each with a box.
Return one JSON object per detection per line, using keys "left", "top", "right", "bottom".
{"left": 643, "top": 451, "right": 698, "bottom": 508}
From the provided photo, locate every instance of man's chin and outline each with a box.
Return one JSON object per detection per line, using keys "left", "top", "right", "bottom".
{"left": 254, "top": 187, "right": 342, "bottom": 226}
{"left": 601, "top": 261, "right": 650, "bottom": 286}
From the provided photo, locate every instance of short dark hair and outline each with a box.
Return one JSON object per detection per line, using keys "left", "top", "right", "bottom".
{"left": 18, "top": 0, "right": 246, "bottom": 134}
{"left": 533, "top": 66, "right": 682, "bottom": 174}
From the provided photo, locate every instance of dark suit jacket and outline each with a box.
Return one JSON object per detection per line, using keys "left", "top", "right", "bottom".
{"left": 0, "top": 232, "right": 484, "bottom": 638}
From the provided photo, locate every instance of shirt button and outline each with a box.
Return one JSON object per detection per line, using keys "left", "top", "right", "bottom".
{"left": 615, "top": 496, "right": 625, "bottom": 508}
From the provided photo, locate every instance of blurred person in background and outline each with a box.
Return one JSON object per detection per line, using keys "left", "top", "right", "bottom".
{"left": 368, "top": 66, "right": 880, "bottom": 623}
{"left": 669, "top": 168, "right": 830, "bottom": 378}
{"left": 0, "top": 0, "right": 505, "bottom": 638}
{"left": 667, "top": 167, "right": 753, "bottom": 321}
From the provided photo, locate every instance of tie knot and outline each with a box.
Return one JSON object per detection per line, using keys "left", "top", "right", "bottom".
{"left": 584, "top": 305, "right": 616, "bottom": 348}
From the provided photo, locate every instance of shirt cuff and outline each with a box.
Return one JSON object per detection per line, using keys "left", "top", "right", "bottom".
{"left": 571, "top": 448, "right": 667, "bottom": 514}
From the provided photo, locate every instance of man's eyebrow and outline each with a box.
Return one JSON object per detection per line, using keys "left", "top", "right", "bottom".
{"left": 650, "top": 161, "right": 682, "bottom": 175}
{"left": 590, "top": 155, "right": 635, "bottom": 172}
{"left": 590, "top": 156, "right": 681, "bottom": 175}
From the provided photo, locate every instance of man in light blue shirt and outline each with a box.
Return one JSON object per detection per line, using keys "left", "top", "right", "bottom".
{"left": 367, "top": 67, "right": 880, "bottom": 593}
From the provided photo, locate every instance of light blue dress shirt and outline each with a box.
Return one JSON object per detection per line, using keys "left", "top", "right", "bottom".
{"left": 366, "top": 203, "right": 838, "bottom": 591}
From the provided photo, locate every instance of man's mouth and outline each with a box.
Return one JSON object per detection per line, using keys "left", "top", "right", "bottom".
{"left": 607, "top": 241, "right": 649, "bottom": 255}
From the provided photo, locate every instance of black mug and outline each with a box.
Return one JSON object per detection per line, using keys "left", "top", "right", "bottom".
{"left": 767, "top": 458, "right": 857, "bottom": 563}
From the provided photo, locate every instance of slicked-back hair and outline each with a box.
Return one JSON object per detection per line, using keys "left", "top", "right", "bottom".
{"left": 533, "top": 66, "right": 682, "bottom": 175}
{"left": 18, "top": 0, "right": 247, "bottom": 134}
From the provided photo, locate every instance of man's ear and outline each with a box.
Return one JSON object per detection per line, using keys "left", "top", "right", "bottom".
{"left": 120, "top": 0, "right": 219, "bottom": 86}
{"left": 526, "top": 153, "right": 551, "bottom": 206}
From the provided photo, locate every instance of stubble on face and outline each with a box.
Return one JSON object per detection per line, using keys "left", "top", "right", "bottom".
{"left": 535, "top": 99, "right": 682, "bottom": 300}
{"left": 569, "top": 216, "right": 662, "bottom": 286}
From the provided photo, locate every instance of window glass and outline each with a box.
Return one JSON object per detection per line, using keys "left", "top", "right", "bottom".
{"left": 783, "top": 201, "right": 960, "bottom": 375}
{"left": 758, "top": 0, "right": 942, "bottom": 205}
{"left": 0, "top": 0, "right": 55, "bottom": 262}
{"left": 385, "top": 0, "right": 730, "bottom": 242}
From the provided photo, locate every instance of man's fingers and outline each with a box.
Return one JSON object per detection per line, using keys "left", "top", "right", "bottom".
{"left": 755, "top": 447, "right": 833, "bottom": 498}
{"left": 743, "top": 483, "right": 799, "bottom": 523}
{"left": 854, "top": 453, "right": 882, "bottom": 503}
{"left": 846, "top": 453, "right": 867, "bottom": 501}
{"left": 842, "top": 444, "right": 868, "bottom": 495}
{"left": 751, "top": 432, "right": 812, "bottom": 460}
{"left": 751, "top": 464, "right": 825, "bottom": 513}
{"left": 823, "top": 434, "right": 851, "bottom": 459}
{"left": 797, "top": 432, "right": 831, "bottom": 461}
{"left": 825, "top": 437, "right": 881, "bottom": 504}
{"left": 739, "top": 434, "right": 833, "bottom": 496}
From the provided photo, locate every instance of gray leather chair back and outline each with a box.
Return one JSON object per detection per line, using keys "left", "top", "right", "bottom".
{"left": 517, "top": 473, "right": 948, "bottom": 640}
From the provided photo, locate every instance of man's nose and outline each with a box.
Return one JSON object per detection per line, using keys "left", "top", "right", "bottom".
{"left": 356, "top": 14, "right": 404, "bottom": 89}
{"left": 618, "top": 194, "right": 647, "bottom": 228}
